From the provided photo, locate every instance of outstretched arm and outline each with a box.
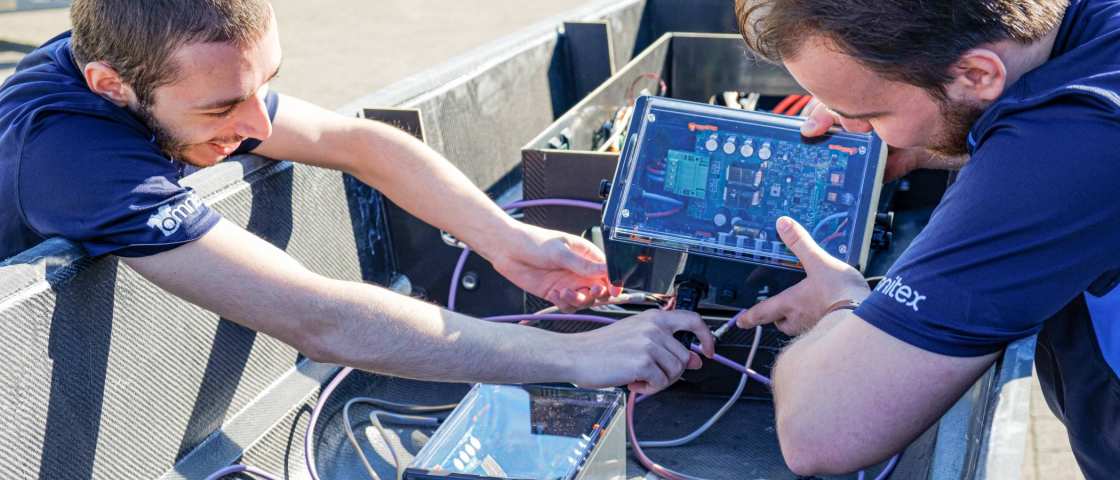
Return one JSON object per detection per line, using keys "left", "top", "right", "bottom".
{"left": 124, "top": 218, "right": 715, "bottom": 392}
{"left": 253, "top": 94, "right": 611, "bottom": 310}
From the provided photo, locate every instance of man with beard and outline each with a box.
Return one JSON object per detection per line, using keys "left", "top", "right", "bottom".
{"left": 731, "top": 0, "right": 1120, "bottom": 477}
{"left": 0, "top": 0, "right": 716, "bottom": 395}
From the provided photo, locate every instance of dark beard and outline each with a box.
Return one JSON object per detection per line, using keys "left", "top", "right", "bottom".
{"left": 927, "top": 99, "right": 985, "bottom": 157}
{"left": 131, "top": 101, "right": 191, "bottom": 161}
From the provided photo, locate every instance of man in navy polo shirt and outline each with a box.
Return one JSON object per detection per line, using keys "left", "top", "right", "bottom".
{"left": 0, "top": 0, "right": 717, "bottom": 395}
{"left": 732, "top": 0, "right": 1120, "bottom": 477}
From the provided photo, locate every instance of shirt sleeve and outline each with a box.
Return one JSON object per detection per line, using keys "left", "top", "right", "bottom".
{"left": 18, "top": 113, "right": 221, "bottom": 258}
{"left": 855, "top": 96, "right": 1120, "bottom": 356}
{"left": 232, "top": 88, "right": 280, "bottom": 155}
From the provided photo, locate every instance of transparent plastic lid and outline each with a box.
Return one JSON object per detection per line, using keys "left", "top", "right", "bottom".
{"left": 603, "top": 96, "right": 885, "bottom": 271}
{"left": 406, "top": 384, "right": 624, "bottom": 480}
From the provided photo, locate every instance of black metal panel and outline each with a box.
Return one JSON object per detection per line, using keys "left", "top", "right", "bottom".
{"left": 522, "top": 150, "right": 614, "bottom": 234}
{"left": 668, "top": 34, "right": 803, "bottom": 101}
{"left": 360, "top": 108, "right": 524, "bottom": 317}
{"left": 524, "top": 33, "right": 673, "bottom": 154}
{"left": 563, "top": 21, "right": 616, "bottom": 110}
{"left": 633, "top": 0, "right": 741, "bottom": 57}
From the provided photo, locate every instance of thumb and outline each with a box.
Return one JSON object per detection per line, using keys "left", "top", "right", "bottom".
{"left": 776, "top": 216, "right": 831, "bottom": 273}
{"left": 800, "top": 102, "right": 837, "bottom": 137}
{"left": 560, "top": 243, "right": 608, "bottom": 278}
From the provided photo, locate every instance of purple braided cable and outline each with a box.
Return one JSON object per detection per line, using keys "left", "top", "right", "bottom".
{"left": 446, "top": 199, "right": 603, "bottom": 311}
{"left": 483, "top": 313, "right": 771, "bottom": 386}
{"left": 305, "top": 366, "right": 356, "bottom": 480}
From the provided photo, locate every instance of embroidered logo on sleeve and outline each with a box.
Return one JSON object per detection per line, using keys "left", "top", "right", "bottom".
{"left": 874, "top": 276, "right": 927, "bottom": 312}
{"left": 146, "top": 192, "right": 204, "bottom": 237}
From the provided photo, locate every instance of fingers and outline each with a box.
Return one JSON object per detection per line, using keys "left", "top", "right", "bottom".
{"left": 628, "top": 359, "right": 670, "bottom": 395}
{"left": 544, "top": 281, "right": 616, "bottom": 313}
{"left": 560, "top": 237, "right": 608, "bottom": 278}
{"left": 686, "top": 351, "right": 703, "bottom": 370}
{"left": 736, "top": 294, "right": 788, "bottom": 329}
{"left": 628, "top": 380, "right": 658, "bottom": 396}
{"left": 800, "top": 102, "right": 839, "bottom": 137}
{"left": 590, "top": 283, "right": 612, "bottom": 302}
{"left": 545, "top": 289, "right": 580, "bottom": 313}
{"left": 776, "top": 216, "right": 834, "bottom": 274}
{"left": 648, "top": 341, "right": 687, "bottom": 384}
{"left": 653, "top": 311, "right": 715, "bottom": 358}
{"left": 659, "top": 332, "right": 692, "bottom": 368}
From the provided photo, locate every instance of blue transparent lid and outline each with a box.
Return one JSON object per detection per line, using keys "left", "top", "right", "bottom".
{"left": 602, "top": 96, "right": 886, "bottom": 271}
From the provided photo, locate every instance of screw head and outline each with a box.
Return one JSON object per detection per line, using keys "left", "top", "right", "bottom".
{"left": 461, "top": 271, "right": 479, "bottom": 291}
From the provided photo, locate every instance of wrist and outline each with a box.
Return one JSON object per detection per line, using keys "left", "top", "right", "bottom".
{"left": 473, "top": 219, "right": 531, "bottom": 262}
{"left": 461, "top": 212, "right": 524, "bottom": 261}
{"left": 540, "top": 333, "right": 580, "bottom": 384}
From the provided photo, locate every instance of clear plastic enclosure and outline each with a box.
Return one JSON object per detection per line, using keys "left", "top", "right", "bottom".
{"left": 603, "top": 96, "right": 886, "bottom": 270}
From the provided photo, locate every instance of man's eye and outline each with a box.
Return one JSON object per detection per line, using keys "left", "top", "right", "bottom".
{"left": 206, "top": 106, "right": 236, "bottom": 118}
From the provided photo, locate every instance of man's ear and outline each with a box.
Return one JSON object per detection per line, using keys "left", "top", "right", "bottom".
{"left": 83, "top": 61, "right": 137, "bottom": 107}
{"left": 945, "top": 48, "right": 1007, "bottom": 103}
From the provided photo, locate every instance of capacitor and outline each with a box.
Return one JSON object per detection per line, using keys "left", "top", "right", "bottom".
{"left": 740, "top": 141, "right": 754, "bottom": 158}
{"left": 758, "top": 143, "right": 773, "bottom": 161}
{"left": 713, "top": 213, "right": 728, "bottom": 227}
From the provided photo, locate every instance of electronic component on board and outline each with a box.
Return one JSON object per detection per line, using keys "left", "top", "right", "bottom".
{"left": 601, "top": 96, "right": 887, "bottom": 271}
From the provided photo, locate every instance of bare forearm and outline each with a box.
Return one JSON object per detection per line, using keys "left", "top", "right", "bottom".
{"left": 124, "top": 220, "right": 572, "bottom": 385}
{"left": 306, "top": 277, "right": 573, "bottom": 383}
{"left": 255, "top": 96, "right": 519, "bottom": 259}
{"left": 770, "top": 312, "right": 995, "bottom": 474}
{"left": 342, "top": 120, "right": 517, "bottom": 259}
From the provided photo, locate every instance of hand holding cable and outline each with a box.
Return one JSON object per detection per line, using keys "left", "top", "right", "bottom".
{"left": 735, "top": 216, "right": 870, "bottom": 336}
{"left": 561, "top": 308, "right": 716, "bottom": 395}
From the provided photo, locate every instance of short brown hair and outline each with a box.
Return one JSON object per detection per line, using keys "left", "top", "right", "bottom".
{"left": 70, "top": 0, "right": 272, "bottom": 105}
{"left": 735, "top": 0, "right": 1067, "bottom": 99}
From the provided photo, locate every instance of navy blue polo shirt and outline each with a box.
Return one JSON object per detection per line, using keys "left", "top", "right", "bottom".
{"left": 0, "top": 32, "right": 278, "bottom": 261}
{"left": 855, "top": 0, "right": 1120, "bottom": 375}
{"left": 853, "top": 0, "right": 1120, "bottom": 476}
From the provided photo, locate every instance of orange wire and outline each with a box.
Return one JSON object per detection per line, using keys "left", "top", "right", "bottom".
{"left": 787, "top": 95, "right": 814, "bottom": 116}
{"left": 771, "top": 94, "right": 801, "bottom": 115}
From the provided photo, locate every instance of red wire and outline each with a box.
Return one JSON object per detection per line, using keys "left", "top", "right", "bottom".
{"left": 628, "top": 393, "right": 698, "bottom": 480}
{"left": 821, "top": 217, "right": 849, "bottom": 246}
{"left": 646, "top": 206, "right": 682, "bottom": 219}
{"left": 626, "top": 72, "right": 669, "bottom": 103}
{"left": 787, "top": 95, "right": 814, "bottom": 116}
{"left": 771, "top": 94, "right": 801, "bottom": 115}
